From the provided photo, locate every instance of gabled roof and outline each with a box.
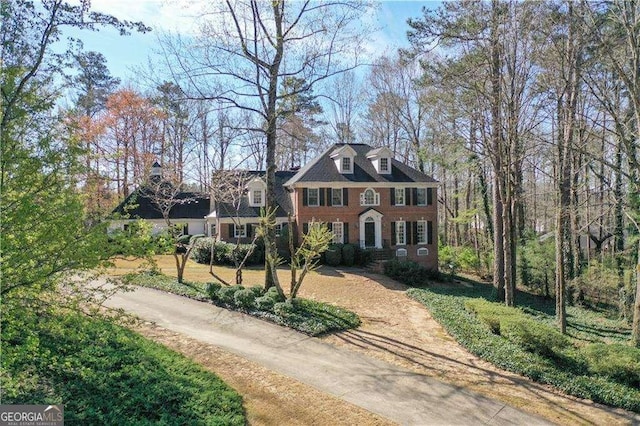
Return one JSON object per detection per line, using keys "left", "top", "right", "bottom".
{"left": 214, "top": 170, "right": 295, "bottom": 218}
{"left": 112, "top": 187, "right": 210, "bottom": 220}
{"left": 366, "top": 146, "right": 393, "bottom": 158}
{"left": 284, "top": 143, "right": 438, "bottom": 186}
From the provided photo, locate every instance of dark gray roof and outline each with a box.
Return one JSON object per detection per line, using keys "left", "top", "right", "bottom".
{"left": 112, "top": 188, "right": 210, "bottom": 220}
{"left": 285, "top": 143, "right": 438, "bottom": 185}
{"left": 215, "top": 171, "right": 295, "bottom": 218}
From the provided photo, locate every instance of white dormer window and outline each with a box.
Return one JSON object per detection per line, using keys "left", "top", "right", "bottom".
{"left": 342, "top": 157, "right": 352, "bottom": 172}
{"left": 247, "top": 177, "right": 266, "bottom": 207}
{"left": 330, "top": 145, "right": 357, "bottom": 174}
{"left": 366, "top": 146, "right": 393, "bottom": 175}
{"left": 380, "top": 157, "right": 389, "bottom": 172}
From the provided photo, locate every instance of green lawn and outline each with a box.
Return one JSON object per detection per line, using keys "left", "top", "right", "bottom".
{"left": 408, "top": 283, "right": 640, "bottom": 413}
{"left": 1, "top": 305, "right": 245, "bottom": 425}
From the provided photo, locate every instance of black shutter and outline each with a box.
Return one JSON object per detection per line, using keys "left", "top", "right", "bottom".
{"left": 427, "top": 188, "right": 433, "bottom": 205}
{"left": 391, "top": 222, "right": 396, "bottom": 246}
{"left": 246, "top": 224, "right": 252, "bottom": 237}
{"left": 303, "top": 223, "right": 309, "bottom": 234}
{"left": 319, "top": 188, "right": 326, "bottom": 206}
{"left": 327, "top": 188, "right": 332, "bottom": 206}
{"left": 412, "top": 188, "right": 418, "bottom": 206}
{"left": 228, "top": 224, "right": 234, "bottom": 238}
{"left": 327, "top": 222, "right": 333, "bottom": 232}
{"left": 344, "top": 223, "right": 349, "bottom": 244}
{"left": 412, "top": 222, "right": 418, "bottom": 245}
{"left": 427, "top": 221, "right": 433, "bottom": 244}
{"left": 302, "top": 188, "right": 308, "bottom": 206}
{"left": 390, "top": 188, "right": 395, "bottom": 206}
{"left": 343, "top": 188, "right": 348, "bottom": 206}
{"left": 405, "top": 188, "right": 411, "bottom": 205}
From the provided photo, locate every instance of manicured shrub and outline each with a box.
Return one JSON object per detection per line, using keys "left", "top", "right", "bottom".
{"left": 273, "top": 301, "right": 296, "bottom": 317}
{"left": 265, "top": 286, "right": 284, "bottom": 303}
{"left": 206, "top": 282, "right": 222, "bottom": 301}
{"left": 248, "top": 286, "right": 265, "bottom": 298}
{"left": 341, "top": 244, "right": 356, "bottom": 266}
{"left": 192, "top": 238, "right": 263, "bottom": 266}
{"left": 324, "top": 244, "right": 343, "bottom": 266}
{"left": 233, "top": 288, "right": 257, "bottom": 309}
{"left": 217, "top": 285, "right": 244, "bottom": 305}
{"left": 254, "top": 295, "right": 275, "bottom": 311}
{"left": 384, "top": 259, "right": 437, "bottom": 286}
{"left": 354, "top": 246, "right": 373, "bottom": 267}
{"left": 582, "top": 343, "right": 640, "bottom": 387}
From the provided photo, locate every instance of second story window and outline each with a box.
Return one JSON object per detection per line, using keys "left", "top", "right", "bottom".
{"left": 307, "top": 188, "right": 320, "bottom": 206}
{"left": 395, "top": 188, "right": 405, "bottom": 206}
{"left": 331, "top": 188, "right": 343, "bottom": 206}
{"left": 416, "top": 188, "right": 427, "bottom": 206}
{"left": 360, "top": 188, "right": 380, "bottom": 206}
{"left": 342, "top": 157, "right": 352, "bottom": 172}
{"left": 380, "top": 157, "right": 389, "bottom": 172}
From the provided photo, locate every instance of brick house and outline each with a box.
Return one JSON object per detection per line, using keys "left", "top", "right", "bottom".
{"left": 111, "top": 144, "right": 439, "bottom": 269}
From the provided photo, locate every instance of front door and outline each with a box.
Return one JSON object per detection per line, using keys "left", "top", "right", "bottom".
{"left": 364, "top": 222, "right": 375, "bottom": 247}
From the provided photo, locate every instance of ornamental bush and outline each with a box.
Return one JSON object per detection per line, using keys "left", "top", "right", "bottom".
{"left": 384, "top": 259, "right": 437, "bottom": 286}
{"left": 206, "top": 282, "right": 222, "bottom": 301}
{"left": 324, "top": 244, "right": 343, "bottom": 266}
{"left": 341, "top": 244, "right": 356, "bottom": 266}
{"left": 255, "top": 295, "right": 275, "bottom": 311}
{"left": 233, "top": 288, "right": 257, "bottom": 309}
{"left": 217, "top": 285, "right": 244, "bottom": 305}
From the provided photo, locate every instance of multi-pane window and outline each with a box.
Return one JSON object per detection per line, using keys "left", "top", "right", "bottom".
{"left": 234, "top": 224, "right": 247, "bottom": 238}
{"left": 416, "top": 188, "right": 427, "bottom": 206}
{"left": 307, "top": 188, "right": 319, "bottom": 206}
{"left": 380, "top": 157, "right": 389, "bottom": 172}
{"left": 417, "top": 221, "right": 427, "bottom": 244}
{"left": 274, "top": 223, "right": 282, "bottom": 236}
{"left": 360, "top": 188, "right": 379, "bottom": 206}
{"left": 332, "top": 222, "right": 344, "bottom": 244}
{"left": 252, "top": 190, "right": 263, "bottom": 206}
{"left": 396, "top": 221, "right": 406, "bottom": 245}
{"left": 395, "top": 188, "right": 405, "bottom": 206}
{"left": 342, "top": 157, "right": 352, "bottom": 172}
{"left": 210, "top": 223, "right": 217, "bottom": 237}
{"left": 331, "top": 188, "right": 343, "bottom": 206}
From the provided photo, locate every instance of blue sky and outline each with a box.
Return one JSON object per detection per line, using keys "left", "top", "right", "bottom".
{"left": 70, "top": 1, "right": 439, "bottom": 82}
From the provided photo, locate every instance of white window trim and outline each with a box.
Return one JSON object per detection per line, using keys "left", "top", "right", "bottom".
{"left": 250, "top": 189, "right": 264, "bottom": 207}
{"left": 234, "top": 224, "right": 247, "bottom": 238}
{"left": 395, "top": 188, "right": 405, "bottom": 206}
{"left": 416, "top": 188, "right": 427, "bottom": 206}
{"left": 360, "top": 188, "right": 380, "bottom": 206}
{"left": 341, "top": 156, "right": 352, "bottom": 173}
{"left": 274, "top": 223, "right": 283, "bottom": 237}
{"left": 332, "top": 222, "right": 344, "bottom": 244}
{"left": 331, "top": 188, "right": 343, "bottom": 206}
{"left": 417, "top": 220, "right": 427, "bottom": 245}
{"left": 396, "top": 220, "right": 406, "bottom": 246}
{"left": 417, "top": 247, "right": 429, "bottom": 256}
{"left": 380, "top": 157, "right": 389, "bottom": 172}
{"left": 396, "top": 248, "right": 408, "bottom": 257}
{"left": 307, "top": 188, "right": 320, "bottom": 207}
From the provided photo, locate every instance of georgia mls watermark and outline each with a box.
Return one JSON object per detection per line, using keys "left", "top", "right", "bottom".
{"left": 0, "top": 405, "right": 63, "bottom": 426}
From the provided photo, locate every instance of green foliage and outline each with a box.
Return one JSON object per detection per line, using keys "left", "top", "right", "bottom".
{"left": 217, "top": 285, "right": 245, "bottom": 305}
{"left": 518, "top": 237, "right": 555, "bottom": 297}
{"left": 581, "top": 343, "right": 640, "bottom": 388}
{"left": 206, "top": 282, "right": 222, "bottom": 300}
{"left": 1, "top": 306, "right": 244, "bottom": 424}
{"left": 324, "top": 244, "right": 343, "bottom": 266}
{"left": 569, "top": 260, "right": 630, "bottom": 312}
{"left": 255, "top": 295, "right": 276, "bottom": 311}
{"left": 341, "top": 244, "right": 356, "bottom": 266}
{"left": 354, "top": 246, "right": 374, "bottom": 267}
{"left": 125, "top": 272, "right": 208, "bottom": 300}
{"left": 233, "top": 288, "right": 257, "bottom": 309}
{"left": 439, "top": 244, "right": 485, "bottom": 276}
{"left": 268, "top": 298, "right": 361, "bottom": 336}
{"left": 501, "top": 318, "right": 571, "bottom": 357}
{"left": 192, "top": 238, "right": 263, "bottom": 266}
{"left": 384, "top": 259, "right": 438, "bottom": 286}
{"left": 408, "top": 287, "right": 640, "bottom": 412}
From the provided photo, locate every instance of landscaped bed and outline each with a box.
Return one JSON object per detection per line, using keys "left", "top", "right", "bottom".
{"left": 125, "top": 271, "right": 361, "bottom": 336}
{"left": 407, "top": 284, "right": 640, "bottom": 413}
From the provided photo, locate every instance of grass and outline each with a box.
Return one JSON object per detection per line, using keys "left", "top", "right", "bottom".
{"left": 407, "top": 283, "right": 640, "bottom": 413}
{"left": 1, "top": 305, "right": 245, "bottom": 424}
{"left": 117, "top": 256, "right": 361, "bottom": 336}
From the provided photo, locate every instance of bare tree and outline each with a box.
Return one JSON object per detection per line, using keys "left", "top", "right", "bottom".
{"left": 162, "top": 0, "right": 371, "bottom": 288}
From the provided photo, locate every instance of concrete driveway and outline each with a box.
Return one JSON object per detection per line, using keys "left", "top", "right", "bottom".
{"left": 105, "top": 286, "right": 553, "bottom": 425}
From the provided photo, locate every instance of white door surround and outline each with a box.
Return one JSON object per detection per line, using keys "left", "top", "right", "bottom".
{"left": 359, "top": 209, "right": 383, "bottom": 249}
